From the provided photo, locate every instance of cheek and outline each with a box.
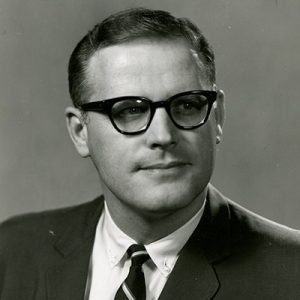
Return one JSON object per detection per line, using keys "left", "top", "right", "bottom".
{"left": 188, "top": 124, "right": 217, "bottom": 173}
{"left": 187, "top": 122, "right": 216, "bottom": 155}
{"left": 87, "top": 123, "right": 132, "bottom": 182}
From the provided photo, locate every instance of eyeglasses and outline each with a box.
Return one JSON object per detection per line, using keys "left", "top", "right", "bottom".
{"left": 80, "top": 90, "right": 217, "bottom": 135}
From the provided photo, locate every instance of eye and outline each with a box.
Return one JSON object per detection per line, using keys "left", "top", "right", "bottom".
{"left": 172, "top": 97, "right": 207, "bottom": 114}
{"left": 112, "top": 99, "right": 150, "bottom": 120}
{"left": 178, "top": 101, "right": 200, "bottom": 110}
{"left": 125, "top": 106, "right": 147, "bottom": 115}
{"left": 115, "top": 105, "right": 148, "bottom": 116}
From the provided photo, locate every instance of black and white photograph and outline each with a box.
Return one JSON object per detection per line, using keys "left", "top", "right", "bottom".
{"left": 1, "top": 1, "right": 300, "bottom": 299}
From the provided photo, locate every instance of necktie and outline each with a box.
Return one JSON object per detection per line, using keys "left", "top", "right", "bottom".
{"left": 115, "top": 244, "right": 150, "bottom": 300}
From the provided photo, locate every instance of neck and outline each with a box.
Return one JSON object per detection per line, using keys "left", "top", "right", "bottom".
{"left": 103, "top": 187, "right": 207, "bottom": 244}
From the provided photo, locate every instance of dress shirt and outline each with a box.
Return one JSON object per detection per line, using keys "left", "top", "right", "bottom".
{"left": 85, "top": 199, "right": 206, "bottom": 300}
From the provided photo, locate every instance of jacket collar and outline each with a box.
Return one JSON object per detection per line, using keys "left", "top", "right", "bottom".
{"left": 198, "top": 184, "right": 231, "bottom": 263}
{"left": 54, "top": 196, "right": 104, "bottom": 257}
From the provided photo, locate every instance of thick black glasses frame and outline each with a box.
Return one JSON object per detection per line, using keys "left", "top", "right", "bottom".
{"left": 80, "top": 90, "right": 217, "bottom": 135}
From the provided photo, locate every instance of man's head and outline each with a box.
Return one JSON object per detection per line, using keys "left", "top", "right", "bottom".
{"left": 66, "top": 8, "right": 224, "bottom": 229}
{"left": 68, "top": 7, "right": 216, "bottom": 108}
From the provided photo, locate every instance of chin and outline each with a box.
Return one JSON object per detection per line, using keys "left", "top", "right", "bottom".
{"left": 131, "top": 188, "right": 199, "bottom": 215}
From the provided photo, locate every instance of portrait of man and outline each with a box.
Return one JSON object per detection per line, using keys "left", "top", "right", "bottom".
{"left": 0, "top": 5, "right": 300, "bottom": 300}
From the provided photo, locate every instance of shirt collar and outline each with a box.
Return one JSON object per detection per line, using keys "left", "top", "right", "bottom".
{"left": 102, "top": 202, "right": 136, "bottom": 268}
{"left": 145, "top": 200, "right": 205, "bottom": 277}
{"left": 102, "top": 199, "right": 206, "bottom": 275}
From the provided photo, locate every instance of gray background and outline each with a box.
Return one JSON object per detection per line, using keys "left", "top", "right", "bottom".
{"left": 1, "top": 0, "right": 300, "bottom": 228}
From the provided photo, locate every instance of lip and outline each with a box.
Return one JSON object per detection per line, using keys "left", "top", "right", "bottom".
{"left": 139, "top": 161, "right": 189, "bottom": 170}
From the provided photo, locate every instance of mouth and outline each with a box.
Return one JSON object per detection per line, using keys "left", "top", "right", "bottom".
{"left": 139, "top": 161, "right": 189, "bottom": 171}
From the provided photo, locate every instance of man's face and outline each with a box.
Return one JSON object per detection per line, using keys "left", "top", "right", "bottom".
{"left": 81, "top": 39, "right": 223, "bottom": 217}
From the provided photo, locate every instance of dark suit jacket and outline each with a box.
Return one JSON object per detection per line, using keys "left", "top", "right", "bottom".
{"left": 1, "top": 185, "right": 300, "bottom": 300}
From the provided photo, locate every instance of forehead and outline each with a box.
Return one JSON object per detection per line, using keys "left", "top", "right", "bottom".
{"left": 86, "top": 39, "right": 209, "bottom": 100}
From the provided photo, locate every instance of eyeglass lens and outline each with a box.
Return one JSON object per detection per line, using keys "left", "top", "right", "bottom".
{"left": 171, "top": 94, "right": 208, "bottom": 127}
{"left": 112, "top": 99, "right": 151, "bottom": 132}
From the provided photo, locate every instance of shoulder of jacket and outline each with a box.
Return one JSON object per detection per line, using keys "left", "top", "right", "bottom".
{"left": 0, "top": 196, "right": 103, "bottom": 253}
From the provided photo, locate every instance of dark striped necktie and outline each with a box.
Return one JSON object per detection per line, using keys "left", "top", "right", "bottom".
{"left": 115, "top": 244, "right": 150, "bottom": 300}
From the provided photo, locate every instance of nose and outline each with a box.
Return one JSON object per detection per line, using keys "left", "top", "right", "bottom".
{"left": 145, "top": 108, "right": 178, "bottom": 149}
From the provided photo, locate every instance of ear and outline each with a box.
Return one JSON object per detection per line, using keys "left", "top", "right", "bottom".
{"left": 65, "top": 106, "right": 90, "bottom": 157}
{"left": 213, "top": 89, "right": 225, "bottom": 144}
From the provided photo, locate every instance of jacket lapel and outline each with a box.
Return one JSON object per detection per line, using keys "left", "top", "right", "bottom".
{"left": 159, "top": 185, "right": 232, "bottom": 300}
{"left": 158, "top": 241, "right": 219, "bottom": 300}
{"left": 46, "top": 241, "right": 94, "bottom": 300}
{"left": 46, "top": 197, "right": 104, "bottom": 300}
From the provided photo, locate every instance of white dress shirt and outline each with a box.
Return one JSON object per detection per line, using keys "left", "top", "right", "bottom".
{"left": 85, "top": 200, "right": 205, "bottom": 300}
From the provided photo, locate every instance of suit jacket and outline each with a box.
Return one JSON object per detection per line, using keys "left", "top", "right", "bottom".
{"left": 1, "top": 185, "right": 300, "bottom": 300}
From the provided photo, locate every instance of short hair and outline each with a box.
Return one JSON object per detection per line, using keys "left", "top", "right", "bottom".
{"left": 68, "top": 8, "right": 216, "bottom": 108}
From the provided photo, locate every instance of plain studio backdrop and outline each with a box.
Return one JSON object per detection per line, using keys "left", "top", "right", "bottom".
{"left": 0, "top": 0, "right": 299, "bottom": 228}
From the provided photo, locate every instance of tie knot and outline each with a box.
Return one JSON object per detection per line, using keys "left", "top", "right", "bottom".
{"left": 127, "top": 244, "right": 149, "bottom": 267}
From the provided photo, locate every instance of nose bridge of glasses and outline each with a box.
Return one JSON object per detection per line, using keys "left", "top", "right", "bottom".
{"left": 152, "top": 100, "right": 169, "bottom": 109}
{"left": 148, "top": 100, "right": 175, "bottom": 131}
{"left": 150, "top": 99, "right": 173, "bottom": 123}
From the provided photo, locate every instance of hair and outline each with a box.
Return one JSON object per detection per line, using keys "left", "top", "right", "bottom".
{"left": 68, "top": 7, "right": 216, "bottom": 108}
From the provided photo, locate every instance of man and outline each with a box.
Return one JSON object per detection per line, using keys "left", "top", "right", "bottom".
{"left": 0, "top": 8, "right": 300, "bottom": 300}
